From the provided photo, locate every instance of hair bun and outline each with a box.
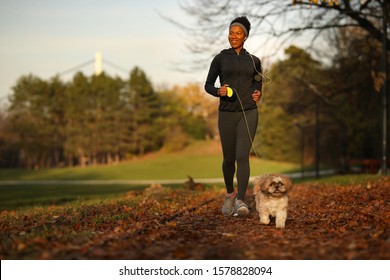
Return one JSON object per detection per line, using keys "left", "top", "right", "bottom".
{"left": 230, "top": 16, "right": 251, "bottom": 36}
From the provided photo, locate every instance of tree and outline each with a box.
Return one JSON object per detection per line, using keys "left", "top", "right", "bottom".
{"left": 254, "top": 46, "right": 323, "bottom": 163}
{"left": 165, "top": 0, "right": 388, "bottom": 171}
{"left": 164, "top": 0, "right": 388, "bottom": 68}
{"left": 171, "top": 83, "right": 218, "bottom": 139}
{"left": 7, "top": 75, "right": 61, "bottom": 169}
{"left": 64, "top": 72, "right": 127, "bottom": 166}
{"left": 158, "top": 88, "right": 192, "bottom": 151}
{"left": 128, "top": 67, "right": 164, "bottom": 155}
{"left": 255, "top": 31, "right": 383, "bottom": 170}
{"left": 2, "top": 67, "right": 231, "bottom": 168}
{"left": 0, "top": 108, "right": 19, "bottom": 167}
{"left": 321, "top": 26, "right": 383, "bottom": 167}
{"left": 46, "top": 76, "right": 67, "bottom": 167}
{"left": 64, "top": 72, "right": 91, "bottom": 167}
{"left": 88, "top": 73, "right": 125, "bottom": 165}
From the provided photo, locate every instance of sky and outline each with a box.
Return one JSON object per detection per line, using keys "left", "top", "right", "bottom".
{"left": 0, "top": 0, "right": 209, "bottom": 103}
{"left": 0, "top": 0, "right": 307, "bottom": 105}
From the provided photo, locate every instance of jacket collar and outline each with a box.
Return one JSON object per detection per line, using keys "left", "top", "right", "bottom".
{"left": 227, "top": 47, "right": 247, "bottom": 55}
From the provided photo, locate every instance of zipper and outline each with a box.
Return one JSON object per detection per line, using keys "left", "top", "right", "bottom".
{"left": 236, "top": 52, "right": 241, "bottom": 111}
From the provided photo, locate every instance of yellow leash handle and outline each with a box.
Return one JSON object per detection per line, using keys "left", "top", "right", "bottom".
{"left": 226, "top": 86, "right": 233, "bottom": 97}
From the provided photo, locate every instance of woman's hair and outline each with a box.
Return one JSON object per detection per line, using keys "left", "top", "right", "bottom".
{"left": 230, "top": 16, "right": 251, "bottom": 37}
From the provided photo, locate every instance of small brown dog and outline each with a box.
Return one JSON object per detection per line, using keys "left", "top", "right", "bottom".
{"left": 253, "top": 174, "right": 293, "bottom": 228}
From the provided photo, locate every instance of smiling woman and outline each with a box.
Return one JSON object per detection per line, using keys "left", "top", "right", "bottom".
{"left": 204, "top": 16, "right": 263, "bottom": 217}
{"left": 228, "top": 22, "right": 248, "bottom": 53}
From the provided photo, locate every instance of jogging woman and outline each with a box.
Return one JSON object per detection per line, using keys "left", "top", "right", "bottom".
{"left": 204, "top": 16, "right": 262, "bottom": 216}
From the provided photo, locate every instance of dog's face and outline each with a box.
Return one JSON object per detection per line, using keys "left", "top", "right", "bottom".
{"left": 253, "top": 174, "right": 292, "bottom": 198}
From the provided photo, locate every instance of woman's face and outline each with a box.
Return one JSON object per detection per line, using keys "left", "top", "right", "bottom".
{"left": 228, "top": 25, "right": 246, "bottom": 51}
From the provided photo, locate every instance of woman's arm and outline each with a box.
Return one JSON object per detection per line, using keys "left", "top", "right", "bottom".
{"left": 204, "top": 55, "right": 221, "bottom": 97}
{"left": 249, "top": 56, "right": 263, "bottom": 101}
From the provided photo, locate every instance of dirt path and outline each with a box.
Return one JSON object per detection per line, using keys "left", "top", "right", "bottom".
{"left": 1, "top": 178, "right": 389, "bottom": 260}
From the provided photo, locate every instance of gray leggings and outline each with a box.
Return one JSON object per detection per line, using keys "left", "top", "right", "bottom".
{"left": 218, "top": 109, "right": 258, "bottom": 200}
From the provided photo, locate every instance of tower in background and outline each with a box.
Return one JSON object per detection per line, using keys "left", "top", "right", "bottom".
{"left": 95, "top": 51, "right": 103, "bottom": 75}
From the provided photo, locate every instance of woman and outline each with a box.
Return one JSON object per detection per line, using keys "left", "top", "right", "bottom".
{"left": 205, "top": 16, "right": 262, "bottom": 216}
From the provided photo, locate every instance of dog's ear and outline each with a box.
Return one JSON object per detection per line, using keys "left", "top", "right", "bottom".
{"left": 282, "top": 175, "right": 293, "bottom": 191}
{"left": 253, "top": 177, "right": 261, "bottom": 194}
{"left": 253, "top": 184, "right": 260, "bottom": 195}
{"left": 260, "top": 176, "right": 271, "bottom": 192}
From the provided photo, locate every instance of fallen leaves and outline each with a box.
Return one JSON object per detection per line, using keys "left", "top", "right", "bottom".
{"left": 0, "top": 178, "right": 389, "bottom": 260}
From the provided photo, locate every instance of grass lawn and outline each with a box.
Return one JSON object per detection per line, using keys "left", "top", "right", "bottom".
{"left": 0, "top": 140, "right": 299, "bottom": 181}
{"left": 0, "top": 184, "right": 151, "bottom": 211}
{"left": 0, "top": 140, "right": 302, "bottom": 210}
{"left": 0, "top": 172, "right": 383, "bottom": 211}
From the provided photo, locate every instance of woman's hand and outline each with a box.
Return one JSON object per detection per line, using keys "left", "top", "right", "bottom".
{"left": 218, "top": 84, "right": 229, "bottom": 96}
{"left": 252, "top": 90, "right": 262, "bottom": 102}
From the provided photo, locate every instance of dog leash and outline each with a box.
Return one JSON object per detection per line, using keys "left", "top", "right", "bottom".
{"left": 227, "top": 86, "right": 261, "bottom": 160}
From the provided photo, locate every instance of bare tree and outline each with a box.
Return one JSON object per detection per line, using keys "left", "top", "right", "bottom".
{"left": 162, "top": 0, "right": 388, "bottom": 69}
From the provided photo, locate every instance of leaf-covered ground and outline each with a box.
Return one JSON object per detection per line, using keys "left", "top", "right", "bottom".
{"left": 1, "top": 177, "right": 389, "bottom": 260}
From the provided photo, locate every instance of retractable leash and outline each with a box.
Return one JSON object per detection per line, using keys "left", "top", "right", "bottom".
{"left": 226, "top": 85, "right": 261, "bottom": 160}
{"left": 224, "top": 54, "right": 271, "bottom": 160}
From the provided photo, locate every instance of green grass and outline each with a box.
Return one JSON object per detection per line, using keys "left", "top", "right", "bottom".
{"left": 0, "top": 140, "right": 299, "bottom": 181}
{"left": 295, "top": 174, "right": 384, "bottom": 185}
{"left": 1, "top": 174, "right": 384, "bottom": 211}
{"left": 0, "top": 140, "right": 301, "bottom": 210}
{"left": 0, "top": 184, "right": 148, "bottom": 211}
{"left": 1, "top": 140, "right": 385, "bottom": 212}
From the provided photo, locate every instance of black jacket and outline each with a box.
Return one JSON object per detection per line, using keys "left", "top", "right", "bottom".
{"left": 205, "top": 48, "right": 262, "bottom": 112}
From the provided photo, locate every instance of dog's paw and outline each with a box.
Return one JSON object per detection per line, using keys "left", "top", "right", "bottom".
{"left": 275, "top": 219, "right": 286, "bottom": 228}
{"left": 275, "top": 224, "right": 286, "bottom": 229}
{"left": 259, "top": 215, "right": 270, "bottom": 225}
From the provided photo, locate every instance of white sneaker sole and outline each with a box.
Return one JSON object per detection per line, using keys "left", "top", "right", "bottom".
{"left": 234, "top": 206, "right": 249, "bottom": 216}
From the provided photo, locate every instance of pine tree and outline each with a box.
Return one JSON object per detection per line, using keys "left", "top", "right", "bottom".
{"left": 128, "top": 67, "right": 164, "bottom": 155}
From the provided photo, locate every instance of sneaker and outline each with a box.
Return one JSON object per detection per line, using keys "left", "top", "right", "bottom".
{"left": 222, "top": 192, "right": 237, "bottom": 216}
{"left": 234, "top": 199, "right": 249, "bottom": 216}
